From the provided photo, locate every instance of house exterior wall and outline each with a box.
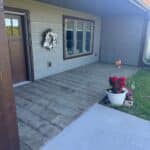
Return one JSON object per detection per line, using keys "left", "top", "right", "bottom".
{"left": 100, "top": 16, "right": 145, "bottom": 66}
{"left": 4, "top": 0, "right": 101, "bottom": 79}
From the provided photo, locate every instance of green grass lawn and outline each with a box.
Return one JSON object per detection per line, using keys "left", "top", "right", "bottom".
{"left": 113, "top": 69, "right": 150, "bottom": 121}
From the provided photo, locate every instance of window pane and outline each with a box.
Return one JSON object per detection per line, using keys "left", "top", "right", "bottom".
{"left": 5, "top": 18, "right": 12, "bottom": 36}
{"left": 66, "top": 31, "right": 74, "bottom": 54}
{"left": 66, "top": 19, "right": 74, "bottom": 30}
{"left": 12, "top": 19, "right": 20, "bottom": 37}
{"left": 85, "top": 32, "right": 91, "bottom": 51}
{"left": 5, "top": 18, "right": 11, "bottom": 26}
{"left": 67, "top": 30, "right": 73, "bottom": 40}
{"left": 77, "top": 21, "right": 84, "bottom": 30}
{"left": 85, "top": 22, "right": 92, "bottom": 31}
{"left": 67, "top": 41, "right": 74, "bottom": 51}
{"left": 77, "top": 31, "right": 83, "bottom": 52}
{"left": 77, "top": 31, "right": 83, "bottom": 41}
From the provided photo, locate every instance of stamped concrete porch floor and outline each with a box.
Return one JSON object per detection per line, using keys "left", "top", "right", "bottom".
{"left": 14, "top": 63, "right": 138, "bottom": 150}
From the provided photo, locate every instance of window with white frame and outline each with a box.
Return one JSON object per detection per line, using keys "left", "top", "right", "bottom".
{"left": 63, "top": 16, "right": 95, "bottom": 59}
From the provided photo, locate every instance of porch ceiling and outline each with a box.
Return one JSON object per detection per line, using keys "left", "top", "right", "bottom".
{"left": 39, "top": 0, "right": 146, "bottom": 15}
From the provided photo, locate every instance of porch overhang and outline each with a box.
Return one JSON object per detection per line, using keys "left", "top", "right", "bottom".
{"left": 38, "top": 0, "right": 146, "bottom": 15}
{"left": 130, "top": 0, "right": 150, "bottom": 10}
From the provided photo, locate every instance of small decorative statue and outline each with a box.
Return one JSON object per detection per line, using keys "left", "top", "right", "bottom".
{"left": 42, "top": 29, "right": 57, "bottom": 50}
{"left": 115, "top": 59, "right": 122, "bottom": 69}
{"left": 124, "top": 79, "right": 135, "bottom": 107}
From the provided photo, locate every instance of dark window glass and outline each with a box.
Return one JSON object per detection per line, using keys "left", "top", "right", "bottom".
{"left": 66, "top": 31, "right": 74, "bottom": 54}
{"left": 85, "top": 32, "right": 91, "bottom": 51}
{"left": 77, "top": 31, "right": 83, "bottom": 52}
{"left": 67, "top": 30, "right": 73, "bottom": 40}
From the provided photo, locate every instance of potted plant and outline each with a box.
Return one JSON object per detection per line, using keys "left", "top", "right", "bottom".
{"left": 106, "top": 76, "right": 127, "bottom": 106}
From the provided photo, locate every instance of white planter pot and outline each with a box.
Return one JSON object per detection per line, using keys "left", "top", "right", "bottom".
{"left": 106, "top": 90, "right": 126, "bottom": 106}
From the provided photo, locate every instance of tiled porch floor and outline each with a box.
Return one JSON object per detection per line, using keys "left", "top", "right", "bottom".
{"left": 14, "top": 63, "right": 138, "bottom": 150}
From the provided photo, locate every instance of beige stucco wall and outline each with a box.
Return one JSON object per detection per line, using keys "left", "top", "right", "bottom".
{"left": 4, "top": 0, "right": 101, "bottom": 79}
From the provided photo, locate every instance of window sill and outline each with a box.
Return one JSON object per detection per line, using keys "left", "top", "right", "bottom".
{"left": 64, "top": 52, "right": 93, "bottom": 60}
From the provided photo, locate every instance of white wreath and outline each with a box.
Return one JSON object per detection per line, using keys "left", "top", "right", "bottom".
{"left": 43, "top": 30, "right": 57, "bottom": 50}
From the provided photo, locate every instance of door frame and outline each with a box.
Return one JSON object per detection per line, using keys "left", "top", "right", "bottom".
{"left": 4, "top": 6, "right": 34, "bottom": 82}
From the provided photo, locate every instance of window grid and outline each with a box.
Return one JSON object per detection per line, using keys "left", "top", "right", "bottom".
{"left": 63, "top": 16, "right": 95, "bottom": 59}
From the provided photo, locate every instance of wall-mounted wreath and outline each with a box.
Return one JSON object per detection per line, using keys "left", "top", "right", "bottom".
{"left": 42, "top": 29, "right": 57, "bottom": 50}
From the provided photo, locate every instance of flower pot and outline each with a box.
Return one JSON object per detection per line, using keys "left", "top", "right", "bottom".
{"left": 106, "top": 90, "right": 126, "bottom": 106}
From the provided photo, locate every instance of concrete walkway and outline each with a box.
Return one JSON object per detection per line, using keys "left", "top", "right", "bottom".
{"left": 41, "top": 104, "right": 150, "bottom": 150}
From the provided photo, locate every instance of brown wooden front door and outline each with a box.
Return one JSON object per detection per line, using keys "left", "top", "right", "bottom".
{"left": 5, "top": 14, "right": 27, "bottom": 84}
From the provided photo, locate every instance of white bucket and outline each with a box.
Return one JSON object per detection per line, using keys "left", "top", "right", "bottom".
{"left": 106, "top": 90, "right": 126, "bottom": 106}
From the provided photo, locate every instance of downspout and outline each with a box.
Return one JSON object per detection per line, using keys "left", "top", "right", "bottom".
{"left": 129, "top": 0, "right": 150, "bottom": 67}
{"left": 142, "top": 13, "right": 150, "bottom": 67}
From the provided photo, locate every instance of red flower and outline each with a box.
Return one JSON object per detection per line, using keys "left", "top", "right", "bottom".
{"left": 111, "top": 76, "right": 118, "bottom": 83}
{"left": 109, "top": 76, "right": 118, "bottom": 85}
{"left": 119, "top": 77, "right": 126, "bottom": 87}
{"left": 109, "top": 76, "right": 127, "bottom": 93}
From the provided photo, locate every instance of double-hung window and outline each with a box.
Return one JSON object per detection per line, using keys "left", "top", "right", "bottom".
{"left": 63, "top": 16, "right": 95, "bottom": 59}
